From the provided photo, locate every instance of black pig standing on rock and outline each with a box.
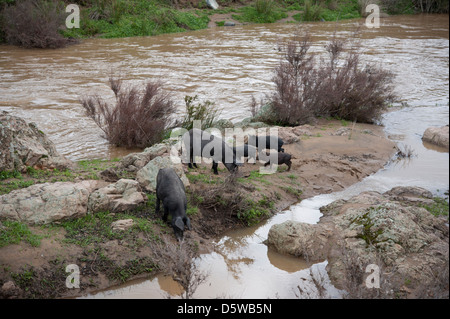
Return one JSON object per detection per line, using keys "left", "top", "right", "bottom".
{"left": 155, "top": 167, "right": 191, "bottom": 240}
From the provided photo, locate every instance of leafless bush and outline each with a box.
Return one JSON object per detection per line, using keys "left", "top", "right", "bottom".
{"left": 1, "top": 0, "right": 75, "bottom": 48}
{"left": 81, "top": 77, "right": 176, "bottom": 148}
{"left": 152, "top": 237, "right": 209, "bottom": 299}
{"left": 270, "top": 31, "right": 396, "bottom": 126}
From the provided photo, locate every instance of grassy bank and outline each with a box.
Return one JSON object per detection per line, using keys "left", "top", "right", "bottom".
{"left": 1, "top": 0, "right": 447, "bottom": 47}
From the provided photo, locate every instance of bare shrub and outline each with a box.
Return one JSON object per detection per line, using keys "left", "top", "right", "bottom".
{"left": 152, "top": 237, "right": 209, "bottom": 299}
{"left": 270, "top": 31, "right": 396, "bottom": 126}
{"left": 1, "top": 0, "right": 75, "bottom": 48}
{"left": 81, "top": 76, "right": 176, "bottom": 148}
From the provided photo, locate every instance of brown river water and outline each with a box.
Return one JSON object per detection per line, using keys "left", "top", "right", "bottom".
{"left": 1, "top": 14, "right": 448, "bottom": 299}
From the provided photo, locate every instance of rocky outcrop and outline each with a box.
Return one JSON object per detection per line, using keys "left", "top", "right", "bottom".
{"left": 422, "top": 125, "right": 449, "bottom": 150}
{"left": 87, "top": 179, "right": 146, "bottom": 214}
{"left": 0, "top": 111, "right": 73, "bottom": 172}
{"left": 99, "top": 137, "right": 183, "bottom": 181}
{"left": 117, "top": 143, "right": 171, "bottom": 173}
{"left": 0, "top": 179, "right": 148, "bottom": 225}
{"left": 0, "top": 180, "right": 103, "bottom": 225}
{"left": 277, "top": 125, "right": 313, "bottom": 144}
{"left": 136, "top": 156, "right": 189, "bottom": 192}
{"left": 267, "top": 186, "right": 449, "bottom": 297}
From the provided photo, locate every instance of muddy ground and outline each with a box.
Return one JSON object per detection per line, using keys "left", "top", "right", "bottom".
{"left": 0, "top": 119, "right": 397, "bottom": 299}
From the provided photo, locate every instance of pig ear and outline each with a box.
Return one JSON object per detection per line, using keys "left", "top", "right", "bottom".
{"left": 174, "top": 218, "right": 185, "bottom": 231}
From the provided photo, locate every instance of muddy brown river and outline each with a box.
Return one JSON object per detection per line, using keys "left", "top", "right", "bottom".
{"left": 1, "top": 14, "right": 448, "bottom": 299}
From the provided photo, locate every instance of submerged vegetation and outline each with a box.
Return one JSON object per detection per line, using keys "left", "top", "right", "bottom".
{"left": 0, "top": 0, "right": 447, "bottom": 47}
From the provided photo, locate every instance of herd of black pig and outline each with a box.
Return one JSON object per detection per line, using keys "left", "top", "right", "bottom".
{"left": 156, "top": 128, "right": 292, "bottom": 240}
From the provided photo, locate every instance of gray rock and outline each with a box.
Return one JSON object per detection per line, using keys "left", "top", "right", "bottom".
{"left": 118, "top": 143, "right": 170, "bottom": 172}
{"left": 224, "top": 21, "right": 236, "bottom": 27}
{"left": 111, "top": 219, "right": 135, "bottom": 231}
{"left": 88, "top": 179, "right": 146, "bottom": 213}
{"left": 267, "top": 186, "right": 449, "bottom": 295}
{"left": 422, "top": 125, "right": 449, "bottom": 150}
{"left": 0, "top": 111, "right": 73, "bottom": 172}
{"left": 267, "top": 221, "right": 333, "bottom": 261}
{"left": 136, "top": 156, "right": 189, "bottom": 192}
{"left": 0, "top": 180, "right": 102, "bottom": 225}
{"left": 1, "top": 281, "right": 21, "bottom": 298}
{"left": 384, "top": 186, "right": 434, "bottom": 205}
{"left": 332, "top": 127, "right": 352, "bottom": 136}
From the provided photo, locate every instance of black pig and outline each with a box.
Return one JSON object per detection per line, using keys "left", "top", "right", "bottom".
{"left": 233, "top": 144, "right": 259, "bottom": 164}
{"left": 248, "top": 135, "right": 285, "bottom": 153}
{"left": 264, "top": 152, "right": 292, "bottom": 171}
{"left": 156, "top": 167, "right": 191, "bottom": 240}
{"left": 183, "top": 128, "right": 241, "bottom": 175}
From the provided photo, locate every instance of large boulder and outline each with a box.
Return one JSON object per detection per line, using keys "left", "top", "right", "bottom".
{"left": 422, "top": 125, "right": 449, "bottom": 150}
{"left": 0, "top": 111, "right": 73, "bottom": 172}
{"left": 267, "top": 186, "right": 449, "bottom": 297}
{"left": 136, "top": 156, "right": 189, "bottom": 192}
{"left": 117, "top": 143, "right": 171, "bottom": 173}
{"left": 0, "top": 180, "right": 102, "bottom": 225}
{"left": 267, "top": 221, "right": 333, "bottom": 261}
{"left": 88, "top": 179, "right": 146, "bottom": 213}
{"left": 99, "top": 136, "right": 184, "bottom": 181}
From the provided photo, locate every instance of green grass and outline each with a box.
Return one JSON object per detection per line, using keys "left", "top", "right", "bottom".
{"left": 62, "top": 0, "right": 210, "bottom": 39}
{"left": 0, "top": 221, "right": 43, "bottom": 247}
{"left": 0, "top": 170, "right": 22, "bottom": 180}
{"left": 423, "top": 197, "right": 449, "bottom": 221}
{"left": 186, "top": 171, "right": 221, "bottom": 184}
{"left": 281, "top": 185, "right": 303, "bottom": 199}
{"left": 237, "top": 195, "right": 274, "bottom": 226}
{"left": 58, "top": 211, "right": 158, "bottom": 247}
{"left": 293, "top": 0, "right": 361, "bottom": 22}
{"left": 233, "top": 0, "right": 288, "bottom": 23}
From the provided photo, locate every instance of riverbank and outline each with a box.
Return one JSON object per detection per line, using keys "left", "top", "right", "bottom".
{"left": 0, "top": 118, "right": 398, "bottom": 299}
{"left": 60, "top": 0, "right": 364, "bottom": 40}
{"left": 0, "top": 0, "right": 434, "bottom": 46}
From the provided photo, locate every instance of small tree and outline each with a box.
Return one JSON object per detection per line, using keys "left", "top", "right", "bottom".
{"left": 81, "top": 76, "right": 176, "bottom": 148}
{"left": 270, "top": 31, "right": 396, "bottom": 126}
{"left": 180, "top": 95, "right": 221, "bottom": 131}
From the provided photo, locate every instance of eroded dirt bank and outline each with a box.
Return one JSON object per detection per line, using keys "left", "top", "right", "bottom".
{"left": 0, "top": 119, "right": 396, "bottom": 299}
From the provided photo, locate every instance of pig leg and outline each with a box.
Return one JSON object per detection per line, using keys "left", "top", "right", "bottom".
{"left": 162, "top": 205, "right": 169, "bottom": 222}
{"left": 155, "top": 195, "right": 161, "bottom": 215}
{"left": 212, "top": 161, "right": 219, "bottom": 175}
{"left": 188, "top": 152, "right": 198, "bottom": 169}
